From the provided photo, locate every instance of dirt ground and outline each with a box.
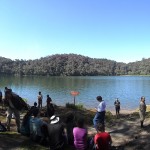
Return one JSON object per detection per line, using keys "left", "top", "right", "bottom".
{"left": 0, "top": 106, "right": 150, "bottom": 150}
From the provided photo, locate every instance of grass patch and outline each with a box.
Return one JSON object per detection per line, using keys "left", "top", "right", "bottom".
{"left": 0, "top": 132, "right": 19, "bottom": 135}
{"left": 66, "top": 103, "right": 84, "bottom": 110}
{"left": 105, "top": 111, "right": 114, "bottom": 121}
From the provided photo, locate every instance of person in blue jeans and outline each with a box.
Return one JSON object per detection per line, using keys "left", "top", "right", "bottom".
{"left": 93, "top": 96, "right": 106, "bottom": 130}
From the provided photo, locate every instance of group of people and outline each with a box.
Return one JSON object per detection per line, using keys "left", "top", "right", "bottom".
{"left": 114, "top": 97, "right": 147, "bottom": 128}
{"left": 37, "top": 91, "right": 55, "bottom": 117}
{"left": 0, "top": 87, "right": 112, "bottom": 150}
{"left": 0, "top": 87, "right": 148, "bottom": 150}
{"left": 20, "top": 106, "right": 112, "bottom": 150}
{"left": 93, "top": 95, "right": 147, "bottom": 130}
{"left": 91, "top": 95, "right": 147, "bottom": 149}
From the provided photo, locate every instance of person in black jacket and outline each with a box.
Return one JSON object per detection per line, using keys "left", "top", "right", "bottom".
{"left": 47, "top": 115, "right": 67, "bottom": 150}
{"left": 5, "top": 89, "right": 28, "bottom": 132}
{"left": 46, "top": 95, "right": 55, "bottom": 117}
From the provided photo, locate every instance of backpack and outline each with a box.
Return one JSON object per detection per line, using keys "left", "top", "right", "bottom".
{"left": 5, "top": 89, "right": 28, "bottom": 111}
{"left": 11, "top": 93, "right": 29, "bottom": 111}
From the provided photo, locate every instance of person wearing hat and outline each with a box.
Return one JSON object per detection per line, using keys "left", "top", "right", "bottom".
{"left": 47, "top": 115, "right": 67, "bottom": 150}
{"left": 93, "top": 96, "right": 106, "bottom": 130}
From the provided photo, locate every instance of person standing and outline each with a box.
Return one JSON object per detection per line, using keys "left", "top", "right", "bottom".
{"left": 37, "top": 91, "right": 43, "bottom": 109}
{"left": 139, "top": 96, "right": 147, "bottom": 128}
{"left": 46, "top": 95, "right": 54, "bottom": 117}
{"left": 93, "top": 96, "right": 106, "bottom": 130}
{"left": 114, "top": 98, "right": 120, "bottom": 118}
{"left": 5, "top": 89, "right": 28, "bottom": 132}
{"left": 46, "top": 95, "right": 52, "bottom": 105}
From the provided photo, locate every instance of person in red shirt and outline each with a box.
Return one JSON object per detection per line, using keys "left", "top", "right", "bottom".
{"left": 94, "top": 123, "right": 112, "bottom": 150}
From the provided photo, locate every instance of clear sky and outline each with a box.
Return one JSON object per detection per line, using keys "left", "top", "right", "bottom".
{"left": 0, "top": 0, "right": 150, "bottom": 63}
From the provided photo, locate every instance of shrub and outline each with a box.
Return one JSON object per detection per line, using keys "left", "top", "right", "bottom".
{"left": 66, "top": 103, "right": 84, "bottom": 110}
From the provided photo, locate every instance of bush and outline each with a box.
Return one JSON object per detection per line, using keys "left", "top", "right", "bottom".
{"left": 65, "top": 103, "right": 84, "bottom": 110}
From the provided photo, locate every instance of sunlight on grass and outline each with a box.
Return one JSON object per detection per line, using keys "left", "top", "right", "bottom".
{"left": 146, "top": 105, "right": 150, "bottom": 112}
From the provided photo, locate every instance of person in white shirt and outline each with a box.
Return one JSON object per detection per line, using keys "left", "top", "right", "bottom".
{"left": 93, "top": 96, "right": 106, "bottom": 130}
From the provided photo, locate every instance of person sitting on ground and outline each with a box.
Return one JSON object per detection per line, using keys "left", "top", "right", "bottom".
{"left": 29, "top": 108, "right": 47, "bottom": 143}
{"left": 46, "top": 115, "right": 67, "bottom": 150}
{"left": 20, "top": 109, "right": 33, "bottom": 136}
{"left": 73, "top": 117, "right": 88, "bottom": 150}
{"left": 30, "top": 102, "right": 38, "bottom": 110}
{"left": 94, "top": 123, "right": 112, "bottom": 150}
{"left": 65, "top": 112, "right": 76, "bottom": 146}
{"left": 114, "top": 98, "right": 120, "bottom": 117}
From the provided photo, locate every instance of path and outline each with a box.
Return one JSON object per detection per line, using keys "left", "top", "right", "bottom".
{"left": 88, "top": 112, "right": 150, "bottom": 150}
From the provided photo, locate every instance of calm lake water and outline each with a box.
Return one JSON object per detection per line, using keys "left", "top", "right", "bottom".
{"left": 0, "top": 75, "right": 150, "bottom": 111}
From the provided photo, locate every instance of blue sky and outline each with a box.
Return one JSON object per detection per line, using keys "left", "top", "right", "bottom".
{"left": 0, "top": 0, "right": 150, "bottom": 63}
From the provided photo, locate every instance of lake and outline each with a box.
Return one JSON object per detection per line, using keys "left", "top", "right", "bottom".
{"left": 0, "top": 75, "right": 150, "bottom": 111}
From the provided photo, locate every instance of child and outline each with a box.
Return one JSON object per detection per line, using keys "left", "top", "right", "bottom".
{"left": 73, "top": 117, "right": 87, "bottom": 150}
{"left": 94, "top": 123, "right": 112, "bottom": 150}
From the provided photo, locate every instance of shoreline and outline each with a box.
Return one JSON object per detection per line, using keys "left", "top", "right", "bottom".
{"left": 88, "top": 107, "right": 138, "bottom": 115}
{"left": 109, "top": 109, "right": 137, "bottom": 115}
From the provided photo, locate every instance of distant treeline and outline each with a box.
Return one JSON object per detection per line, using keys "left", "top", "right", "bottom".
{"left": 0, "top": 54, "right": 150, "bottom": 76}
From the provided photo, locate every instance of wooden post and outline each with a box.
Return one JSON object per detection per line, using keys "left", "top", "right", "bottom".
{"left": 74, "top": 96, "right": 75, "bottom": 106}
{"left": 70, "top": 91, "right": 79, "bottom": 106}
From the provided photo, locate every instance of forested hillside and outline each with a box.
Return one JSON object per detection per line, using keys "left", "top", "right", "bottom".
{"left": 0, "top": 54, "right": 150, "bottom": 76}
